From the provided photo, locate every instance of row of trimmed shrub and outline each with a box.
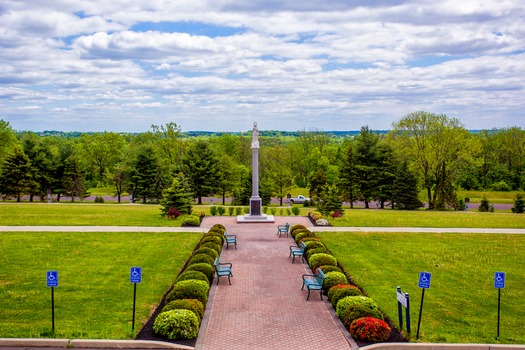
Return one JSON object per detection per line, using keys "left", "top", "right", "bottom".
{"left": 208, "top": 205, "right": 301, "bottom": 216}
{"left": 152, "top": 224, "right": 227, "bottom": 340}
{"left": 290, "top": 224, "right": 392, "bottom": 343}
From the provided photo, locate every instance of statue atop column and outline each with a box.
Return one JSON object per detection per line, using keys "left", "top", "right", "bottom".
{"left": 252, "top": 122, "right": 259, "bottom": 148}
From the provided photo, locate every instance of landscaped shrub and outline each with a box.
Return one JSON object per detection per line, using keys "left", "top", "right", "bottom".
{"left": 308, "top": 253, "right": 337, "bottom": 271}
{"left": 243, "top": 207, "right": 249, "bottom": 214}
{"left": 328, "top": 285, "right": 362, "bottom": 307}
{"left": 350, "top": 317, "right": 391, "bottom": 343}
{"left": 290, "top": 224, "right": 307, "bottom": 236}
{"left": 317, "top": 265, "right": 342, "bottom": 274}
{"left": 271, "top": 207, "right": 277, "bottom": 215}
{"left": 228, "top": 206, "right": 234, "bottom": 216}
{"left": 263, "top": 206, "right": 268, "bottom": 214}
{"left": 162, "top": 299, "right": 205, "bottom": 322}
{"left": 286, "top": 208, "right": 292, "bottom": 215}
{"left": 322, "top": 271, "right": 349, "bottom": 294}
{"left": 166, "top": 279, "right": 210, "bottom": 305}
{"left": 94, "top": 195, "right": 105, "bottom": 203}
{"left": 512, "top": 193, "right": 524, "bottom": 213}
{"left": 295, "top": 231, "right": 314, "bottom": 243}
{"left": 199, "top": 241, "right": 222, "bottom": 255}
{"left": 330, "top": 210, "right": 343, "bottom": 218}
{"left": 186, "top": 263, "right": 214, "bottom": 283}
{"left": 210, "top": 206, "right": 218, "bottom": 216}
{"left": 166, "top": 208, "right": 181, "bottom": 219}
{"left": 192, "top": 210, "right": 205, "bottom": 219}
{"left": 183, "top": 215, "right": 201, "bottom": 226}
{"left": 203, "top": 232, "right": 224, "bottom": 245}
{"left": 300, "top": 237, "right": 320, "bottom": 243}
{"left": 309, "top": 211, "right": 323, "bottom": 221}
{"left": 176, "top": 270, "right": 210, "bottom": 285}
{"left": 303, "top": 240, "right": 325, "bottom": 252}
{"left": 479, "top": 196, "right": 494, "bottom": 212}
{"left": 291, "top": 206, "right": 300, "bottom": 215}
{"left": 336, "top": 296, "right": 383, "bottom": 327}
{"left": 192, "top": 247, "right": 219, "bottom": 261}
{"left": 305, "top": 247, "right": 330, "bottom": 260}
{"left": 187, "top": 253, "right": 214, "bottom": 267}
{"left": 235, "top": 207, "right": 242, "bottom": 215}
{"left": 217, "top": 206, "right": 226, "bottom": 216}
{"left": 210, "top": 223, "right": 226, "bottom": 232}
{"left": 153, "top": 309, "right": 200, "bottom": 340}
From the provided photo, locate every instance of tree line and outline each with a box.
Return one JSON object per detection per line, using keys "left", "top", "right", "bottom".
{"left": 0, "top": 112, "right": 523, "bottom": 211}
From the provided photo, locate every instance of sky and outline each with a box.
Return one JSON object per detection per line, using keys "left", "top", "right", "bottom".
{"left": 1, "top": 0, "right": 524, "bottom": 133}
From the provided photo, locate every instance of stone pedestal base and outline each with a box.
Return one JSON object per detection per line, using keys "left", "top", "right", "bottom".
{"left": 236, "top": 214, "right": 275, "bottom": 223}
{"left": 249, "top": 197, "right": 262, "bottom": 216}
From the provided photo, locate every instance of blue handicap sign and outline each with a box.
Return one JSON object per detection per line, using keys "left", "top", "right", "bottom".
{"left": 494, "top": 272, "right": 505, "bottom": 289}
{"left": 47, "top": 270, "right": 58, "bottom": 287}
{"left": 130, "top": 267, "right": 142, "bottom": 283}
{"left": 418, "top": 272, "right": 432, "bottom": 289}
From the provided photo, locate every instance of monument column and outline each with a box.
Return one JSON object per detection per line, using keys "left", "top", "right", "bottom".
{"left": 249, "top": 122, "right": 262, "bottom": 216}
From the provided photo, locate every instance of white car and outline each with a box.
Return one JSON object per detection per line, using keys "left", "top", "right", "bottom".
{"left": 290, "top": 195, "right": 310, "bottom": 204}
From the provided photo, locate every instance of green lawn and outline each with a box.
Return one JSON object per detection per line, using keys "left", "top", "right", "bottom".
{"left": 330, "top": 210, "right": 525, "bottom": 228}
{"left": 0, "top": 231, "right": 201, "bottom": 339}
{"left": 317, "top": 231, "right": 525, "bottom": 344}
{"left": 0, "top": 203, "right": 182, "bottom": 226}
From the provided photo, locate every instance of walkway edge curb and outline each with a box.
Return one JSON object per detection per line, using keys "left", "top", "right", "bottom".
{"left": 361, "top": 343, "right": 525, "bottom": 350}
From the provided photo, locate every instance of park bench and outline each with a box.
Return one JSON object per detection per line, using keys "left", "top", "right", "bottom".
{"left": 301, "top": 268, "right": 326, "bottom": 300}
{"left": 224, "top": 232, "right": 237, "bottom": 250}
{"left": 213, "top": 257, "right": 233, "bottom": 285}
{"left": 277, "top": 222, "right": 290, "bottom": 238}
{"left": 289, "top": 241, "right": 306, "bottom": 263}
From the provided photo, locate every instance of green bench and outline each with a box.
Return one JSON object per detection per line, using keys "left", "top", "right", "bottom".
{"left": 277, "top": 222, "right": 290, "bottom": 238}
{"left": 289, "top": 241, "right": 306, "bottom": 263}
{"left": 301, "top": 268, "right": 326, "bottom": 300}
{"left": 213, "top": 257, "right": 233, "bottom": 285}
{"left": 224, "top": 232, "right": 237, "bottom": 250}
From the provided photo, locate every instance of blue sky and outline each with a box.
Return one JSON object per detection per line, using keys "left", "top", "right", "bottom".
{"left": 0, "top": 0, "right": 524, "bottom": 132}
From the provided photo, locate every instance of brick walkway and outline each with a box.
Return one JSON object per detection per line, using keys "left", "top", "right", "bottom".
{"left": 196, "top": 217, "right": 354, "bottom": 350}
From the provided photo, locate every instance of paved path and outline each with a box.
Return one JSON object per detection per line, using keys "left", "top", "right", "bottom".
{"left": 197, "top": 216, "right": 354, "bottom": 350}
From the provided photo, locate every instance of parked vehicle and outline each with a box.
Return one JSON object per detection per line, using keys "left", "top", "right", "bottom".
{"left": 290, "top": 195, "right": 310, "bottom": 204}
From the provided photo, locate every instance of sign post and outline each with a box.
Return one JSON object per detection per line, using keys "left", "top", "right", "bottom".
{"left": 46, "top": 270, "right": 58, "bottom": 333}
{"left": 494, "top": 272, "right": 505, "bottom": 340}
{"left": 130, "top": 267, "right": 142, "bottom": 331}
{"left": 416, "top": 272, "right": 431, "bottom": 339}
{"left": 396, "top": 286, "right": 411, "bottom": 333}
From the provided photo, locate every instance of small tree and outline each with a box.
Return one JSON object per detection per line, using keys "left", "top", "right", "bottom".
{"left": 512, "top": 193, "right": 524, "bottom": 214}
{"left": 0, "top": 148, "right": 34, "bottom": 202}
{"left": 392, "top": 160, "right": 423, "bottom": 210}
{"left": 479, "top": 195, "right": 494, "bottom": 212}
{"left": 317, "top": 184, "right": 343, "bottom": 215}
{"left": 160, "top": 174, "right": 193, "bottom": 217}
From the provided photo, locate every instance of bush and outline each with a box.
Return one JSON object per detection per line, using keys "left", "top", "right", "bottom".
{"left": 309, "top": 211, "right": 323, "bottom": 221}
{"left": 192, "top": 210, "right": 205, "bottom": 219}
{"left": 217, "top": 206, "right": 226, "bottom": 216}
{"left": 316, "top": 265, "right": 342, "bottom": 274}
{"left": 187, "top": 253, "right": 214, "bottom": 267}
{"left": 479, "top": 196, "right": 495, "bottom": 212}
{"left": 176, "top": 270, "right": 210, "bottom": 285}
{"left": 336, "top": 296, "right": 383, "bottom": 327}
{"left": 166, "top": 279, "right": 210, "bottom": 305}
{"left": 290, "top": 224, "right": 307, "bottom": 235}
{"left": 295, "top": 231, "right": 314, "bottom": 243}
{"left": 305, "top": 247, "right": 330, "bottom": 261}
{"left": 183, "top": 215, "right": 201, "bottom": 226}
{"left": 166, "top": 208, "right": 181, "bottom": 219}
{"left": 210, "top": 206, "right": 218, "bottom": 216}
{"left": 491, "top": 180, "right": 511, "bottom": 192}
{"left": 186, "top": 262, "right": 214, "bottom": 283}
{"left": 263, "top": 206, "right": 268, "bottom": 214}
{"left": 350, "top": 317, "right": 391, "bottom": 343}
{"left": 512, "top": 193, "right": 525, "bottom": 213}
{"left": 304, "top": 240, "right": 325, "bottom": 252}
{"left": 203, "top": 232, "right": 224, "bottom": 245}
{"left": 271, "top": 207, "right": 277, "bottom": 215}
{"left": 228, "top": 206, "right": 234, "bottom": 216}
{"left": 162, "top": 299, "right": 205, "bottom": 321}
{"left": 243, "top": 207, "right": 249, "bottom": 214}
{"left": 153, "top": 309, "right": 200, "bottom": 340}
{"left": 94, "top": 196, "right": 105, "bottom": 203}
{"left": 193, "top": 247, "right": 219, "bottom": 261}
{"left": 199, "top": 241, "right": 222, "bottom": 255}
{"left": 308, "top": 253, "right": 337, "bottom": 271}
{"left": 322, "top": 271, "right": 349, "bottom": 294}
{"left": 330, "top": 210, "right": 343, "bottom": 218}
{"left": 328, "top": 285, "right": 362, "bottom": 308}
{"left": 235, "top": 207, "right": 243, "bottom": 215}
{"left": 291, "top": 206, "right": 300, "bottom": 215}
{"left": 210, "top": 223, "right": 226, "bottom": 231}
{"left": 286, "top": 208, "right": 292, "bottom": 215}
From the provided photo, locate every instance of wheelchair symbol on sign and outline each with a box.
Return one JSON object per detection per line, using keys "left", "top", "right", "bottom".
{"left": 132, "top": 269, "right": 139, "bottom": 277}
{"left": 418, "top": 272, "right": 431, "bottom": 289}
{"left": 48, "top": 272, "right": 56, "bottom": 280}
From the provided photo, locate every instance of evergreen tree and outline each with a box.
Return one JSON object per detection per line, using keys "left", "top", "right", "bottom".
{"left": 339, "top": 141, "right": 359, "bottom": 208}
{"left": 183, "top": 140, "right": 220, "bottom": 204}
{"left": 22, "top": 134, "right": 55, "bottom": 201}
{"left": 376, "top": 142, "right": 397, "bottom": 209}
{"left": 61, "top": 155, "right": 86, "bottom": 201}
{"left": 354, "top": 126, "right": 380, "bottom": 208}
{"left": 392, "top": 161, "right": 423, "bottom": 210}
{"left": 160, "top": 173, "right": 193, "bottom": 216}
{"left": 512, "top": 192, "right": 524, "bottom": 214}
{"left": 478, "top": 195, "right": 494, "bottom": 212}
{"left": 0, "top": 148, "right": 33, "bottom": 202}
{"left": 130, "top": 146, "right": 161, "bottom": 203}
{"left": 317, "top": 184, "right": 343, "bottom": 215}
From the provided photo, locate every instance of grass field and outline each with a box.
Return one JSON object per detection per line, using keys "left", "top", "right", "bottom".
{"left": 0, "top": 231, "right": 200, "bottom": 339}
{"left": 330, "top": 210, "right": 525, "bottom": 228}
{"left": 317, "top": 231, "right": 525, "bottom": 344}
